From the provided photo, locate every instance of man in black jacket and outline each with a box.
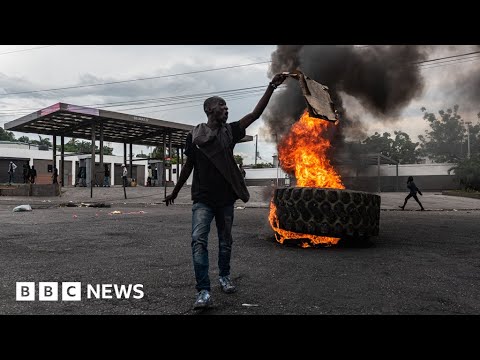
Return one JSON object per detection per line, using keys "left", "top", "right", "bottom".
{"left": 164, "top": 73, "right": 287, "bottom": 309}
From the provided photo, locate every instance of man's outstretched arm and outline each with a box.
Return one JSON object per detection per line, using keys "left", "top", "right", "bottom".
{"left": 238, "top": 73, "right": 287, "bottom": 130}
{"left": 163, "top": 157, "right": 194, "bottom": 206}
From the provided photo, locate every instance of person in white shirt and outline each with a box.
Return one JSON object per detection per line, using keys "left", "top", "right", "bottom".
{"left": 122, "top": 164, "right": 128, "bottom": 187}
{"left": 8, "top": 161, "right": 17, "bottom": 185}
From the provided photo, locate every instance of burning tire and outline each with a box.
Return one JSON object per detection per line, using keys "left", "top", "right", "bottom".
{"left": 273, "top": 187, "right": 381, "bottom": 244}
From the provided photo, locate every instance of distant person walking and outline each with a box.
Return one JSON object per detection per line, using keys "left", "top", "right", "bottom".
{"left": 8, "top": 161, "right": 17, "bottom": 185}
{"left": 399, "top": 176, "right": 425, "bottom": 211}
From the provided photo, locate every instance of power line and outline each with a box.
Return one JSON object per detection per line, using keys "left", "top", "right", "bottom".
{"left": 0, "top": 45, "right": 56, "bottom": 56}
{"left": 4, "top": 49, "right": 478, "bottom": 98}
{"left": 0, "top": 85, "right": 272, "bottom": 116}
{"left": 117, "top": 89, "right": 269, "bottom": 112}
{"left": 418, "top": 53, "right": 480, "bottom": 66}
{"left": 2, "top": 48, "right": 480, "bottom": 119}
{"left": 412, "top": 50, "right": 480, "bottom": 65}
{"left": 418, "top": 55, "right": 480, "bottom": 69}
{"left": 0, "top": 60, "right": 271, "bottom": 96}
{"left": 95, "top": 86, "right": 267, "bottom": 109}
{"left": 137, "top": 88, "right": 286, "bottom": 116}
{"left": 0, "top": 86, "right": 286, "bottom": 124}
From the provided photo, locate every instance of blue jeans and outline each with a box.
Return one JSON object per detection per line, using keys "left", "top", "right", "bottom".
{"left": 103, "top": 176, "right": 110, "bottom": 186}
{"left": 191, "top": 202, "right": 234, "bottom": 292}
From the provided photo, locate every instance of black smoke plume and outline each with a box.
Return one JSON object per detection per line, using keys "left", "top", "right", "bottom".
{"left": 263, "top": 45, "right": 429, "bottom": 156}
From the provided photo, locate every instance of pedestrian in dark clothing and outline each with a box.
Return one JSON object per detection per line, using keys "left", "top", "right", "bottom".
{"left": 163, "top": 73, "right": 287, "bottom": 309}
{"left": 103, "top": 164, "right": 111, "bottom": 187}
{"left": 399, "top": 176, "right": 425, "bottom": 210}
{"left": 52, "top": 166, "right": 58, "bottom": 184}
{"left": 29, "top": 165, "right": 37, "bottom": 184}
{"left": 23, "top": 163, "right": 30, "bottom": 183}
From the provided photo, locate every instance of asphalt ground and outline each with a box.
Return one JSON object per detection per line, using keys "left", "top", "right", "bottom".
{"left": 1, "top": 200, "right": 479, "bottom": 316}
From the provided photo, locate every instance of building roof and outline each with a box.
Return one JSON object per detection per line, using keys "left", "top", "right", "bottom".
{"left": 4, "top": 102, "right": 253, "bottom": 148}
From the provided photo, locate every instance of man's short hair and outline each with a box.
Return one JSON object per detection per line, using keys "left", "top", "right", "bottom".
{"left": 203, "top": 96, "right": 224, "bottom": 114}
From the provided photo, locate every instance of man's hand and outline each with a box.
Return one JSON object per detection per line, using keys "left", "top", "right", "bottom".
{"left": 270, "top": 73, "right": 287, "bottom": 88}
{"left": 163, "top": 192, "right": 178, "bottom": 206}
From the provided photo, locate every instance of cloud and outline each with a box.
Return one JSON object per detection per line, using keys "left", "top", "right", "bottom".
{"left": 2, "top": 45, "right": 480, "bottom": 162}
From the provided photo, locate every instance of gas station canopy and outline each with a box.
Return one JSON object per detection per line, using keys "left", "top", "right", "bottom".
{"left": 4, "top": 102, "right": 253, "bottom": 147}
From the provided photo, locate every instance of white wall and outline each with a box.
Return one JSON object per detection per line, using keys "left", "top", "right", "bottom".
{"left": 0, "top": 142, "right": 149, "bottom": 185}
{"left": 2, "top": 141, "right": 455, "bottom": 185}
{"left": 337, "top": 163, "right": 455, "bottom": 177}
{"left": 244, "top": 167, "right": 288, "bottom": 180}
{"left": 164, "top": 164, "right": 453, "bottom": 184}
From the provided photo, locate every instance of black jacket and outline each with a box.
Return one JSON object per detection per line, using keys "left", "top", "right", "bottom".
{"left": 407, "top": 181, "right": 422, "bottom": 195}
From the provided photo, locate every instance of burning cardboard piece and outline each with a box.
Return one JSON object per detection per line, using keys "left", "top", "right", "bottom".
{"left": 283, "top": 70, "right": 339, "bottom": 123}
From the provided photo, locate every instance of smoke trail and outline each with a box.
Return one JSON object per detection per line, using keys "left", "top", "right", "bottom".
{"left": 264, "top": 45, "right": 429, "bottom": 144}
{"left": 260, "top": 45, "right": 430, "bottom": 186}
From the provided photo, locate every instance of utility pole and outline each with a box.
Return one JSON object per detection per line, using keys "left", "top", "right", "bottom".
{"left": 466, "top": 121, "right": 472, "bottom": 159}
{"left": 254, "top": 134, "right": 258, "bottom": 166}
{"left": 460, "top": 119, "right": 464, "bottom": 158}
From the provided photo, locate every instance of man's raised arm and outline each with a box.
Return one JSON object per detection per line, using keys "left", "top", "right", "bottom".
{"left": 238, "top": 73, "right": 287, "bottom": 130}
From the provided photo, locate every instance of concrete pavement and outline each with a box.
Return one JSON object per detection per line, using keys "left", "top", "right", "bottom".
{"left": 1, "top": 185, "right": 480, "bottom": 210}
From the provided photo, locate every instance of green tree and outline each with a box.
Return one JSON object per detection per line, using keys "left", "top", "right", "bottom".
{"left": 252, "top": 162, "right": 273, "bottom": 168}
{"left": 30, "top": 135, "right": 52, "bottom": 150}
{"left": 418, "top": 105, "right": 467, "bottom": 163}
{"left": 234, "top": 154, "right": 243, "bottom": 165}
{"left": 390, "top": 131, "right": 420, "bottom": 164}
{"left": 77, "top": 141, "right": 94, "bottom": 153}
{"left": 448, "top": 155, "right": 480, "bottom": 191}
{"left": 102, "top": 145, "right": 113, "bottom": 155}
{"left": 0, "top": 127, "right": 16, "bottom": 141}
{"left": 465, "top": 114, "right": 480, "bottom": 159}
{"left": 150, "top": 146, "right": 165, "bottom": 159}
{"left": 17, "top": 136, "right": 30, "bottom": 143}
{"left": 63, "top": 138, "right": 79, "bottom": 153}
{"left": 362, "top": 132, "right": 393, "bottom": 158}
{"left": 361, "top": 131, "right": 420, "bottom": 164}
{"left": 61, "top": 138, "right": 113, "bottom": 155}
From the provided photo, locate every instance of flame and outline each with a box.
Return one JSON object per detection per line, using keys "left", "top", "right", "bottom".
{"left": 269, "top": 202, "right": 340, "bottom": 247}
{"left": 269, "top": 110, "right": 344, "bottom": 247}
{"left": 279, "top": 111, "right": 345, "bottom": 189}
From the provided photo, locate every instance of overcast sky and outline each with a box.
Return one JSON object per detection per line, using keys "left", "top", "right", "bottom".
{"left": 1, "top": 45, "right": 479, "bottom": 164}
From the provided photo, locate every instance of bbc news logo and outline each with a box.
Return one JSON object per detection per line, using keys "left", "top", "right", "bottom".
{"left": 16, "top": 282, "right": 144, "bottom": 301}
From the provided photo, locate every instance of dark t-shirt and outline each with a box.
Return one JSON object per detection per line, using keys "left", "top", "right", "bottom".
{"left": 185, "top": 121, "right": 245, "bottom": 207}
{"left": 407, "top": 181, "right": 419, "bottom": 194}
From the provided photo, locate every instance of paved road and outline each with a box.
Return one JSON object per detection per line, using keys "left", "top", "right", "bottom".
{"left": 1, "top": 185, "right": 480, "bottom": 210}
{"left": 0, "top": 199, "right": 479, "bottom": 315}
